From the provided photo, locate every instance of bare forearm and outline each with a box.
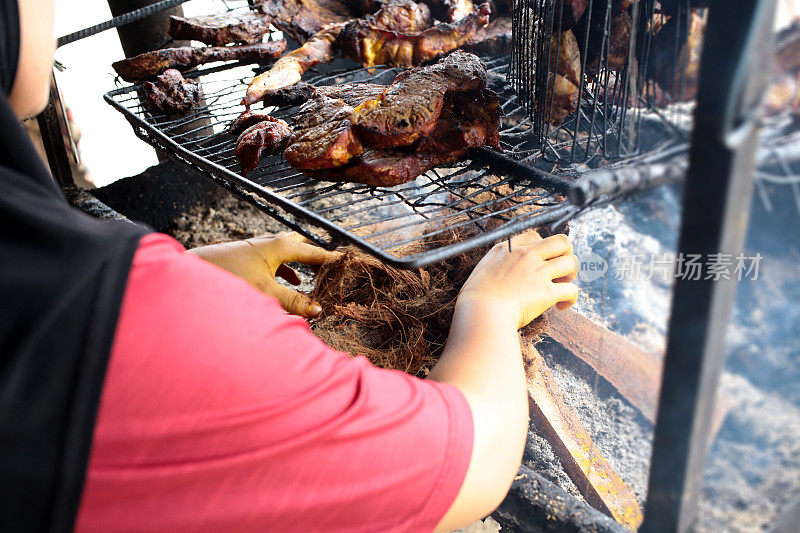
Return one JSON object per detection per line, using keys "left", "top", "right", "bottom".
{"left": 428, "top": 298, "right": 529, "bottom": 529}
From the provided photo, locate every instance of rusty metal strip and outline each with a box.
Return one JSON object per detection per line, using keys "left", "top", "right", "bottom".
{"left": 524, "top": 343, "right": 644, "bottom": 530}
{"left": 545, "top": 308, "right": 662, "bottom": 424}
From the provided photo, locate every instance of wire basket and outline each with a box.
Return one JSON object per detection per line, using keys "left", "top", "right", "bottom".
{"left": 510, "top": 0, "right": 699, "bottom": 164}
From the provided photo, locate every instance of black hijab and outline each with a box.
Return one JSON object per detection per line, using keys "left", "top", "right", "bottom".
{"left": 0, "top": 2, "right": 149, "bottom": 531}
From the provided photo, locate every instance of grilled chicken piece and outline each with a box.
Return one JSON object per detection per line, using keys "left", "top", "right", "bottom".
{"left": 574, "top": 0, "right": 631, "bottom": 75}
{"left": 227, "top": 109, "right": 279, "bottom": 135}
{"left": 284, "top": 84, "right": 387, "bottom": 170}
{"left": 141, "top": 69, "right": 200, "bottom": 115}
{"left": 244, "top": 1, "right": 433, "bottom": 107}
{"left": 337, "top": 1, "right": 490, "bottom": 68}
{"left": 462, "top": 16, "right": 512, "bottom": 55}
{"left": 235, "top": 117, "right": 293, "bottom": 174}
{"left": 369, "top": 0, "right": 433, "bottom": 32}
{"left": 542, "top": 73, "right": 579, "bottom": 126}
{"left": 305, "top": 90, "right": 500, "bottom": 186}
{"left": 649, "top": 9, "right": 706, "bottom": 100}
{"left": 256, "top": 0, "right": 362, "bottom": 43}
{"left": 112, "top": 41, "right": 287, "bottom": 82}
{"left": 350, "top": 51, "right": 488, "bottom": 148}
{"left": 423, "top": 0, "right": 474, "bottom": 22}
{"left": 168, "top": 12, "right": 272, "bottom": 46}
{"left": 242, "top": 23, "right": 344, "bottom": 107}
{"left": 549, "top": 30, "right": 581, "bottom": 86}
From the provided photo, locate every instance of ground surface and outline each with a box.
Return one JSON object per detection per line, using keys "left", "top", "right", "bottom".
{"left": 166, "top": 167, "right": 799, "bottom": 532}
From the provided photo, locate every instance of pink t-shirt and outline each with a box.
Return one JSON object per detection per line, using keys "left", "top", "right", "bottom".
{"left": 75, "top": 233, "right": 473, "bottom": 533}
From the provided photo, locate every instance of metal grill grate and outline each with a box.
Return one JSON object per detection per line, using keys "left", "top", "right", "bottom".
{"left": 105, "top": 54, "right": 685, "bottom": 268}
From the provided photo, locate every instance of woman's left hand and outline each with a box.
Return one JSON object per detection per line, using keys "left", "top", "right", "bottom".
{"left": 188, "top": 233, "right": 339, "bottom": 318}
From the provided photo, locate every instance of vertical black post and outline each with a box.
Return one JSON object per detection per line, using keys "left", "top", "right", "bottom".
{"left": 642, "top": 1, "right": 776, "bottom": 532}
{"left": 37, "top": 75, "right": 75, "bottom": 190}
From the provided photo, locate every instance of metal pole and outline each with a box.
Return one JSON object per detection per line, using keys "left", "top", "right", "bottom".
{"left": 37, "top": 74, "right": 75, "bottom": 190}
{"left": 641, "top": 1, "right": 777, "bottom": 531}
{"left": 106, "top": 0, "right": 188, "bottom": 58}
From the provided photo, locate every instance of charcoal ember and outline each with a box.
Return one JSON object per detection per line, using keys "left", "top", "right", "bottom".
{"left": 336, "top": 1, "right": 490, "bottom": 68}
{"left": 369, "top": 0, "right": 432, "bottom": 31}
{"left": 350, "top": 51, "right": 488, "bottom": 148}
{"left": 649, "top": 9, "right": 706, "bottom": 101}
{"left": 235, "top": 117, "right": 293, "bottom": 174}
{"left": 167, "top": 12, "right": 272, "bottom": 46}
{"left": 462, "top": 15, "right": 512, "bottom": 55}
{"left": 141, "top": 69, "right": 200, "bottom": 115}
{"left": 112, "top": 40, "right": 287, "bottom": 82}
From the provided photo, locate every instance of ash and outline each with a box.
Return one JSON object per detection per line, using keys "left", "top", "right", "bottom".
{"left": 551, "top": 176, "right": 800, "bottom": 531}
{"left": 164, "top": 169, "right": 799, "bottom": 531}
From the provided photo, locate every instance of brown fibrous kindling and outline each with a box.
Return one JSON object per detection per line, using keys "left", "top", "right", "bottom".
{"left": 308, "top": 230, "right": 548, "bottom": 377}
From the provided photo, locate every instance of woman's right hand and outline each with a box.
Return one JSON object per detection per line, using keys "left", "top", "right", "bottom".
{"left": 457, "top": 230, "right": 580, "bottom": 329}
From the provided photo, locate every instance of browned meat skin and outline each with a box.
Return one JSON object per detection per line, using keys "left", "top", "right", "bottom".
{"left": 369, "top": 0, "right": 432, "bottom": 31}
{"left": 766, "top": 71, "right": 800, "bottom": 116}
{"left": 573, "top": 0, "right": 630, "bottom": 75}
{"left": 256, "top": 0, "right": 361, "bottom": 43}
{"left": 649, "top": 9, "right": 705, "bottom": 101}
{"left": 336, "top": 2, "right": 490, "bottom": 68}
{"left": 423, "top": 0, "right": 474, "bottom": 22}
{"left": 112, "top": 40, "right": 287, "bottom": 82}
{"left": 542, "top": 73, "right": 579, "bottom": 126}
{"left": 243, "top": 23, "right": 343, "bottom": 107}
{"left": 141, "top": 69, "right": 200, "bottom": 115}
{"left": 227, "top": 109, "right": 279, "bottom": 135}
{"left": 462, "top": 16, "right": 512, "bottom": 55}
{"left": 168, "top": 12, "right": 272, "bottom": 46}
{"left": 261, "top": 82, "right": 317, "bottom": 107}
{"left": 350, "top": 51, "right": 488, "bottom": 148}
{"left": 284, "top": 84, "right": 387, "bottom": 170}
{"left": 305, "top": 90, "right": 500, "bottom": 186}
{"left": 556, "top": 0, "right": 588, "bottom": 31}
{"left": 549, "top": 30, "right": 581, "bottom": 86}
{"left": 235, "top": 117, "right": 293, "bottom": 174}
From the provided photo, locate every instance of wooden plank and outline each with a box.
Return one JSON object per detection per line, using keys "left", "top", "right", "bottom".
{"left": 546, "top": 309, "right": 730, "bottom": 447}
{"left": 524, "top": 344, "right": 644, "bottom": 530}
{"left": 546, "top": 309, "right": 662, "bottom": 424}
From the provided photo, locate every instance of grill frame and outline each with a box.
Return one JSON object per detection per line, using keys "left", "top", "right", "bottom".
{"left": 105, "top": 55, "right": 596, "bottom": 268}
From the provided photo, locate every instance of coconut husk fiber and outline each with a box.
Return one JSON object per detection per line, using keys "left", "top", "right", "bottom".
{"left": 308, "top": 229, "right": 549, "bottom": 377}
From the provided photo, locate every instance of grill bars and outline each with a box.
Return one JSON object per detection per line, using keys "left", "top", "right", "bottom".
{"left": 107, "top": 56, "right": 593, "bottom": 268}
{"left": 510, "top": 0, "right": 695, "bottom": 164}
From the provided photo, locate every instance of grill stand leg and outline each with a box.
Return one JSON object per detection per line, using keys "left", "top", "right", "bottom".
{"left": 641, "top": 1, "right": 777, "bottom": 531}
{"left": 37, "top": 74, "right": 75, "bottom": 190}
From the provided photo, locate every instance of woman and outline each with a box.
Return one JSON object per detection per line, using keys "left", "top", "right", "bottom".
{"left": 0, "top": 1, "right": 579, "bottom": 531}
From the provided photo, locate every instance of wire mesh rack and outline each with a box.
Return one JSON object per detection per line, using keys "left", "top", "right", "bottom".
{"left": 105, "top": 56, "right": 568, "bottom": 267}
{"left": 105, "top": 50, "right": 689, "bottom": 268}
